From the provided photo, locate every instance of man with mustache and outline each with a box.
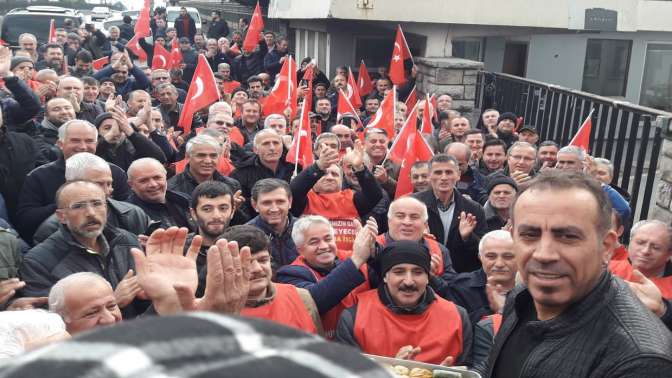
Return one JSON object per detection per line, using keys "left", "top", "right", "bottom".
{"left": 483, "top": 174, "right": 517, "bottom": 232}
{"left": 20, "top": 181, "right": 142, "bottom": 318}
{"left": 336, "top": 240, "right": 472, "bottom": 366}
{"left": 485, "top": 170, "right": 672, "bottom": 376}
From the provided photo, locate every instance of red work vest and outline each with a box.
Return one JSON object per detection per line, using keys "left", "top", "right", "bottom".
{"left": 376, "top": 234, "right": 445, "bottom": 276}
{"left": 491, "top": 314, "right": 503, "bottom": 336}
{"left": 222, "top": 80, "right": 241, "bottom": 94}
{"left": 609, "top": 259, "right": 672, "bottom": 299}
{"left": 611, "top": 245, "right": 628, "bottom": 261}
{"left": 290, "top": 255, "right": 370, "bottom": 339}
{"left": 172, "top": 128, "right": 235, "bottom": 176}
{"left": 241, "top": 283, "right": 318, "bottom": 334}
{"left": 353, "top": 289, "right": 463, "bottom": 365}
{"left": 304, "top": 190, "right": 360, "bottom": 251}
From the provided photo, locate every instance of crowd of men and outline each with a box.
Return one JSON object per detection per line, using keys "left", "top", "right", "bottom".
{"left": 0, "top": 5, "right": 671, "bottom": 377}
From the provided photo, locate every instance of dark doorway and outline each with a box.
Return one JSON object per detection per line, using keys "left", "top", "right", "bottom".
{"left": 503, "top": 42, "right": 528, "bottom": 77}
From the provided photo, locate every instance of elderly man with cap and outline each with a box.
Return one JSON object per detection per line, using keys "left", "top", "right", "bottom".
{"left": 93, "top": 109, "right": 166, "bottom": 171}
{"left": 10, "top": 56, "right": 39, "bottom": 92}
{"left": 483, "top": 174, "right": 517, "bottom": 232}
{"left": 336, "top": 240, "right": 472, "bottom": 366}
{"left": 518, "top": 125, "right": 539, "bottom": 145}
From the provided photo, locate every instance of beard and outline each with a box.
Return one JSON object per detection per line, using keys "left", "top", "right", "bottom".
{"left": 198, "top": 218, "right": 230, "bottom": 239}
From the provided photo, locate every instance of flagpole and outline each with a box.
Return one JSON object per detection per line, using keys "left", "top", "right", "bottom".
{"left": 382, "top": 95, "right": 417, "bottom": 167}
{"left": 292, "top": 97, "right": 305, "bottom": 178}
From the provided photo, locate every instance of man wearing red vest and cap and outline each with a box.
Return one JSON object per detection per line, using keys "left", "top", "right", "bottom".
{"left": 336, "top": 240, "right": 472, "bottom": 366}
{"left": 276, "top": 215, "right": 377, "bottom": 339}
{"left": 223, "top": 225, "right": 323, "bottom": 335}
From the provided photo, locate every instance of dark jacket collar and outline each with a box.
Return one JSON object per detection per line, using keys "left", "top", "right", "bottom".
{"left": 510, "top": 271, "right": 613, "bottom": 337}
{"left": 377, "top": 283, "right": 436, "bottom": 315}
{"left": 251, "top": 213, "right": 295, "bottom": 238}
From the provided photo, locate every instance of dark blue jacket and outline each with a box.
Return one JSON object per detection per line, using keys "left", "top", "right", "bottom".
{"left": 276, "top": 257, "right": 367, "bottom": 315}
{"left": 437, "top": 268, "right": 492, "bottom": 325}
{"left": 93, "top": 64, "right": 151, "bottom": 98}
{"left": 263, "top": 49, "right": 287, "bottom": 82}
{"left": 457, "top": 165, "right": 487, "bottom": 204}
{"left": 247, "top": 214, "right": 298, "bottom": 268}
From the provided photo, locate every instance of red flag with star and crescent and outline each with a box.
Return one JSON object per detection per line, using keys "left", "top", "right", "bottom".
{"left": 135, "top": 0, "right": 151, "bottom": 38}
{"left": 569, "top": 110, "right": 594, "bottom": 152}
{"left": 366, "top": 86, "right": 396, "bottom": 139}
{"left": 405, "top": 86, "right": 417, "bottom": 114}
{"left": 337, "top": 88, "right": 364, "bottom": 140}
{"left": 170, "top": 38, "right": 183, "bottom": 69}
{"left": 151, "top": 42, "right": 172, "bottom": 70}
{"left": 420, "top": 94, "right": 435, "bottom": 134}
{"left": 346, "top": 67, "right": 363, "bottom": 109}
{"left": 287, "top": 65, "right": 315, "bottom": 170}
{"left": 388, "top": 103, "right": 418, "bottom": 165}
{"left": 177, "top": 54, "right": 220, "bottom": 134}
{"left": 394, "top": 127, "right": 434, "bottom": 198}
{"left": 243, "top": 2, "right": 264, "bottom": 54}
{"left": 389, "top": 25, "right": 414, "bottom": 86}
{"left": 357, "top": 60, "right": 374, "bottom": 97}
{"left": 126, "top": 34, "right": 147, "bottom": 62}
{"left": 48, "top": 19, "right": 57, "bottom": 43}
{"left": 262, "top": 55, "right": 297, "bottom": 117}
{"left": 92, "top": 56, "right": 109, "bottom": 70}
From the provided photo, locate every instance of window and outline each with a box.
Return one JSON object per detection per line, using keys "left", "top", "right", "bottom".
{"left": 640, "top": 43, "right": 672, "bottom": 111}
{"left": 452, "top": 39, "right": 483, "bottom": 61}
{"left": 582, "top": 39, "right": 631, "bottom": 97}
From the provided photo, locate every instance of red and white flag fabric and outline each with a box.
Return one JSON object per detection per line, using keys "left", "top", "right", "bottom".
{"left": 346, "top": 67, "right": 363, "bottom": 109}
{"left": 177, "top": 54, "right": 220, "bottom": 134}
{"left": 126, "top": 34, "right": 147, "bottom": 62}
{"left": 170, "top": 38, "right": 183, "bottom": 69}
{"left": 404, "top": 85, "right": 417, "bottom": 114}
{"left": 420, "top": 94, "right": 434, "bottom": 134}
{"left": 287, "top": 65, "right": 315, "bottom": 171}
{"left": 92, "top": 56, "right": 109, "bottom": 71}
{"left": 388, "top": 103, "right": 418, "bottom": 165}
{"left": 569, "top": 110, "right": 594, "bottom": 152}
{"left": 389, "top": 25, "right": 413, "bottom": 86}
{"left": 337, "top": 88, "right": 364, "bottom": 131}
{"left": 48, "top": 19, "right": 57, "bottom": 43}
{"left": 151, "top": 42, "right": 172, "bottom": 70}
{"left": 357, "top": 60, "right": 374, "bottom": 97}
{"left": 263, "top": 56, "right": 297, "bottom": 117}
{"left": 366, "top": 86, "right": 397, "bottom": 139}
{"left": 243, "top": 2, "right": 264, "bottom": 54}
{"left": 135, "top": 0, "right": 151, "bottom": 38}
{"left": 394, "top": 128, "right": 434, "bottom": 198}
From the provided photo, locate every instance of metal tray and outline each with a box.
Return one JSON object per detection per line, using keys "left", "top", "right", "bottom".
{"left": 364, "top": 354, "right": 482, "bottom": 378}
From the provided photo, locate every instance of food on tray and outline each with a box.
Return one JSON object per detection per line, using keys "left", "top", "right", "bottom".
{"left": 409, "top": 367, "right": 433, "bottom": 378}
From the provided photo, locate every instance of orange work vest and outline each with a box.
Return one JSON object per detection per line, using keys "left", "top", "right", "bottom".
{"left": 353, "top": 289, "right": 463, "bottom": 365}
{"left": 376, "top": 234, "right": 445, "bottom": 276}
{"left": 222, "top": 80, "right": 241, "bottom": 94}
{"left": 304, "top": 190, "right": 360, "bottom": 251}
{"left": 241, "top": 283, "right": 318, "bottom": 334}
{"left": 609, "top": 259, "right": 672, "bottom": 299}
{"left": 611, "top": 245, "right": 628, "bottom": 261}
{"left": 491, "top": 314, "right": 503, "bottom": 336}
{"left": 290, "top": 255, "right": 370, "bottom": 339}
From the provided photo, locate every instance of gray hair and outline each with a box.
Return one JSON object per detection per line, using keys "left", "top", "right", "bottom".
{"left": 594, "top": 157, "right": 614, "bottom": 178}
{"left": 630, "top": 220, "right": 672, "bottom": 250}
{"left": 186, "top": 134, "right": 222, "bottom": 156}
{"left": 18, "top": 33, "right": 37, "bottom": 42}
{"left": 65, "top": 152, "right": 110, "bottom": 181}
{"left": 208, "top": 101, "right": 232, "bottom": 116}
{"left": 253, "top": 128, "right": 281, "bottom": 147}
{"left": 292, "top": 215, "right": 334, "bottom": 247}
{"left": 218, "top": 62, "right": 231, "bottom": 70}
{"left": 479, "top": 230, "right": 513, "bottom": 256}
{"left": 127, "top": 157, "right": 166, "bottom": 182}
{"left": 388, "top": 197, "right": 429, "bottom": 222}
{"left": 49, "top": 272, "right": 112, "bottom": 319}
{"left": 507, "top": 141, "right": 537, "bottom": 156}
{"left": 558, "top": 145, "right": 586, "bottom": 161}
{"left": 58, "top": 119, "right": 98, "bottom": 142}
{"left": 0, "top": 310, "right": 66, "bottom": 358}
{"left": 263, "top": 113, "right": 286, "bottom": 129}
{"left": 314, "top": 132, "right": 340, "bottom": 151}
{"left": 444, "top": 142, "right": 471, "bottom": 158}
{"left": 109, "top": 26, "right": 120, "bottom": 33}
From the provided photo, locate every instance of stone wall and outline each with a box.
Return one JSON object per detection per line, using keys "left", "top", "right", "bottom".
{"left": 414, "top": 57, "right": 484, "bottom": 122}
{"left": 651, "top": 116, "right": 672, "bottom": 223}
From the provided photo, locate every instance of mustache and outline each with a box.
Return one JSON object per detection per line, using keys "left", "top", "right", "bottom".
{"left": 399, "top": 285, "right": 418, "bottom": 292}
{"left": 525, "top": 261, "right": 568, "bottom": 276}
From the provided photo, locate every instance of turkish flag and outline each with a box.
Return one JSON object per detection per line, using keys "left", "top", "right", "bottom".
{"left": 337, "top": 88, "right": 364, "bottom": 133}
{"left": 389, "top": 25, "right": 413, "bottom": 86}
{"left": 346, "top": 67, "right": 362, "bottom": 109}
{"left": 287, "top": 66, "right": 314, "bottom": 170}
{"left": 92, "top": 56, "right": 109, "bottom": 71}
{"left": 230, "top": 43, "right": 241, "bottom": 56}
{"left": 569, "top": 111, "right": 594, "bottom": 152}
{"left": 48, "top": 19, "right": 57, "bottom": 43}
{"left": 177, "top": 54, "right": 220, "bottom": 134}
{"left": 388, "top": 104, "right": 418, "bottom": 165}
{"left": 405, "top": 86, "right": 417, "bottom": 115}
{"left": 394, "top": 128, "right": 434, "bottom": 199}
{"left": 229, "top": 127, "right": 245, "bottom": 146}
{"left": 263, "top": 56, "right": 297, "bottom": 117}
{"left": 126, "top": 34, "right": 147, "bottom": 62}
{"left": 152, "top": 42, "right": 171, "bottom": 70}
{"left": 170, "top": 38, "right": 183, "bottom": 69}
{"left": 366, "top": 86, "right": 396, "bottom": 139}
{"left": 420, "top": 94, "right": 434, "bottom": 134}
{"left": 357, "top": 60, "right": 374, "bottom": 96}
{"left": 243, "top": 2, "right": 264, "bottom": 54}
{"left": 135, "top": 0, "right": 151, "bottom": 38}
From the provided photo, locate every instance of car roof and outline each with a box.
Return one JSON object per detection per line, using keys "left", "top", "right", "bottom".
{"left": 7, "top": 6, "right": 81, "bottom": 16}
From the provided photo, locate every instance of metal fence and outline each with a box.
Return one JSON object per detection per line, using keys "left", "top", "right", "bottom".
{"left": 475, "top": 71, "right": 672, "bottom": 229}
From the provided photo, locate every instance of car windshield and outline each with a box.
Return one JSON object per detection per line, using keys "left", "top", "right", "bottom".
{"left": 166, "top": 10, "right": 200, "bottom": 23}
{"left": 1, "top": 14, "right": 81, "bottom": 46}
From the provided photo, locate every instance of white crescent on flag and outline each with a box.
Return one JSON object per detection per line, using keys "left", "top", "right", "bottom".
{"left": 192, "top": 77, "right": 205, "bottom": 101}
{"left": 346, "top": 84, "right": 353, "bottom": 100}
{"left": 367, "top": 107, "right": 383, "bottom": 128}
{"left": 394, "top": 42, "right": 401, "bottom": 52}
{"left": 157, "top": 55, "right": 167, "bottom": 68}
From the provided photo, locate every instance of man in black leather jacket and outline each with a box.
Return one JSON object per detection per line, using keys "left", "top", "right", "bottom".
{"left": 484, "top": 170, "right": 672, "bottom": 377}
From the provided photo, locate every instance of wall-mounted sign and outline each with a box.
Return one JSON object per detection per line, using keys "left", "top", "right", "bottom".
{"left": 585, "top": 8, "right": 617, "bottom": 32}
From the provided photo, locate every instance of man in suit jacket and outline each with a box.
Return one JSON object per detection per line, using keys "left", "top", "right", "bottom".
{"left": 413, "top": 154, "right": 487, "bottom": 273}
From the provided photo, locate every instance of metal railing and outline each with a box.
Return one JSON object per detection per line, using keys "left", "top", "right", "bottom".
{"left": 475, "top": 71, "right": 672, "bottom": 229}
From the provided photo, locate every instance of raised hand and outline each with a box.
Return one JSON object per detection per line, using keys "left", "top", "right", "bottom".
{"left": 396, "top": 345, "right": 421, "bottom": 360}
{"left": 458, "top": 211, "right": 477, "bottom": 240}
{"left": 627, "top": 269, "right": 667, "bottom": 317}
{"left": 316, "top": 143, "right": 340, "bottom": 171}
{"left": 0, "top": 278, "right": 25, "bottom": 305}
{"left": 113, "top": 269, "right": 141, "bottom": 308}
{"left": 486, "top": 276, "right": 507, "bottom": 314}
{"left": 373, "top": 165, "right": 389, "bottom": 184}
{"left": 0, "top": 46, "right": 12, "bottom": 77}
{"left": 130, "top": 227, "right": 201, "bottom": 315}
{"left": 351, "top": 217, "right": 378, "bottom": 267}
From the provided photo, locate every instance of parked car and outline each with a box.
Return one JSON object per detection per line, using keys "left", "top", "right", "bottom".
{"left": 0, "top": 6, "right": 84, "bottom": 47}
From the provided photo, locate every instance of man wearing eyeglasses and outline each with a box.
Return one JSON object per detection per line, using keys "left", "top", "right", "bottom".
{"left": 19, "top": 180, "right": 143, "bottom": 318}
